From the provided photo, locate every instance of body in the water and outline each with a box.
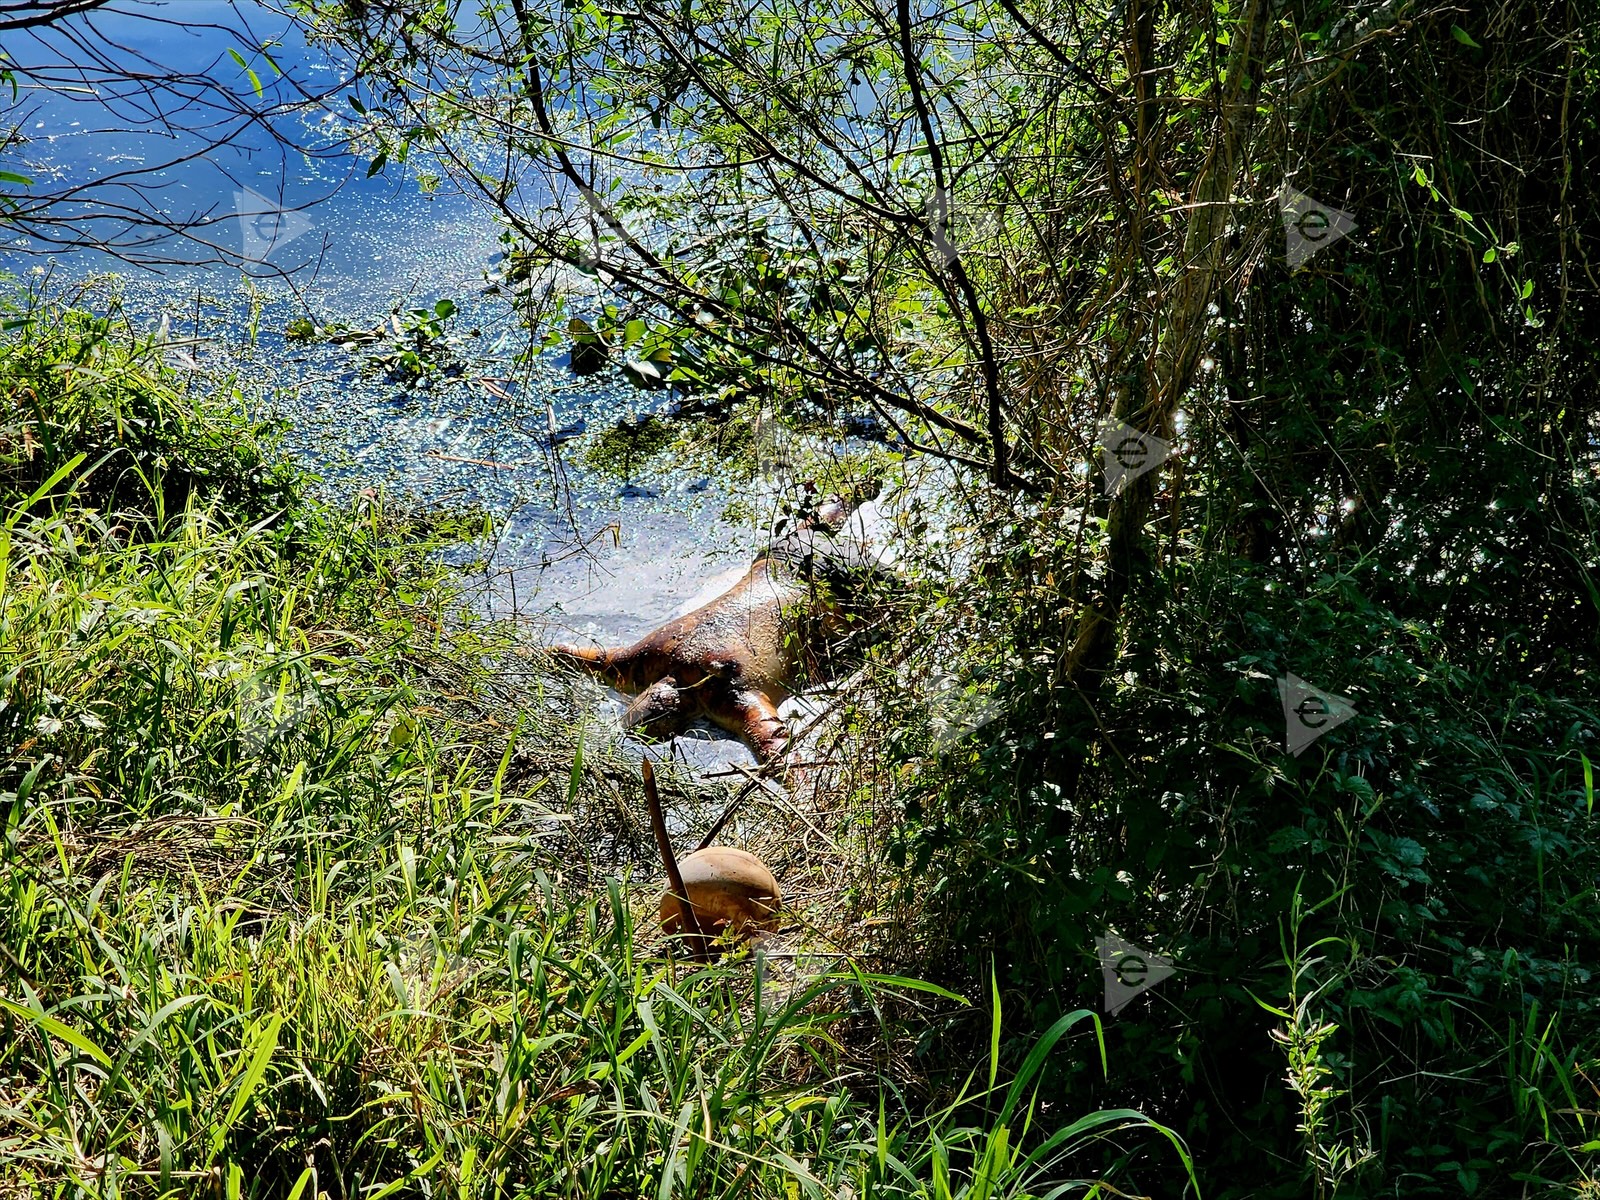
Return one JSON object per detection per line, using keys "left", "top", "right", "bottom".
{"left": 547, "top": 496, "right": 894, "bottom": 765}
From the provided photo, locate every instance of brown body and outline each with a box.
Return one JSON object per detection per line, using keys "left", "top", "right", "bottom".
{"left": 548, "top": 498, "right": 889, "bottom": 763}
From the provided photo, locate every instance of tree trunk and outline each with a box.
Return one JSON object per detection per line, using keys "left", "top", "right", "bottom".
{"left": 1064, "top": 0, "right": 1270, "bottom": 692}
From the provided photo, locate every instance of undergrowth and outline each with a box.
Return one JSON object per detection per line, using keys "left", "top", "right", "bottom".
{"left": 0, "top": 297, "right": 1187, "bottom": 1197}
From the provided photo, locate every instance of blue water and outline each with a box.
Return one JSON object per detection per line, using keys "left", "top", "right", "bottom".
{"left": 0, "top": 0, "right": 762, "bottom": 652}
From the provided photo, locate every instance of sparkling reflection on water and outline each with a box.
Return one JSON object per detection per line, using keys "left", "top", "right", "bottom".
{"left": 3, "top": 0, "right": 769, "bottom": 765}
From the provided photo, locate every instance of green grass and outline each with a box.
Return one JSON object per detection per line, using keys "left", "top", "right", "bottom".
{"left": 0, "top": 297, "right": 1187, "bottom": 1197}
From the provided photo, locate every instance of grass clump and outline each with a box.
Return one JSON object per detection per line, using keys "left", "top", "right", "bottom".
{"left": 0, "top": 297, "right": 1186, "bottom": 1197}
{"left": 1, "top": 299, "right": 298, "bottom": 524}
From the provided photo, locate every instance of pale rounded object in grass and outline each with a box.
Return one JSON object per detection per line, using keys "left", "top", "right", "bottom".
{"left": 659, "top": 847, "right": 782, "bottom": 945}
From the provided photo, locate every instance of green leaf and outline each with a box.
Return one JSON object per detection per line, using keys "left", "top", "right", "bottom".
{"left": 114, "top": 994, "right": 208, "bottom": 1071}
{"left": 364, "top": 1148, "right": 444, "bottom": 1200}
{"left": 0, "top": 170, "right": 32, "bottom": 186}
{"left": 386, "top": 960, "right": 410, "bottom": 1009}
{"left": 1520, "top": 278, "right": 1534, "bottom": 299}
{"left": 613, "top": 1027, "right": 654, "bottom": 1066}
{"left": 7, "top": 451, "right": 87, "bottom": 531}
{"left": 1450, "top": 25, "right": 1482, "bottom": 49}
{"left": 988, "top": 962, "right": 1002, "bottom": 1096}
{"left": 211, "top": 1013, "right": 281, "bottom": 1157}
{"left": 367, "top": 149, "right": 388, "bottom": 178}
{"left": 1267, "top": 826, "right": 1311, "bottom": 853}
{"left": 997, "top": 1008, "right": 1102, "bottom": 1126}
{"left": 567, "top": 725, "right": 584, "bottom": 804}
{"left": 1482, "top": 247, "right": 1496, "bottom": 264}
{"left": 1247, "top": 989, "right": 1292, "bottom": 1020}
{"left": 0, "top": 997, "right": 113, "bottom": 1067}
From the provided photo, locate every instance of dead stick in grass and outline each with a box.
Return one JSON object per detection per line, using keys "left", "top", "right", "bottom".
{"left": 643, "top": 759, "right": 710, "bottom": 962}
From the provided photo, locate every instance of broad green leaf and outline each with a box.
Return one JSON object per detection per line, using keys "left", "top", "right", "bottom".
{"left": 567, "top": 725, "right": 584, "bottom": 804}
{"left": 211, "top": 1013, "right": 282, "bottom": 1157}
{"left": 364, "top": 1148, "right": 444, "bottom": 1200}
{"left": 0, "top": 997, "right": 112, "bottom": 1067}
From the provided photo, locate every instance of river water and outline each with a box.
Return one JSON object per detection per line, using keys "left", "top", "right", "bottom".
{"left": 0, "top": 0, "right": 794, "bottom": 769}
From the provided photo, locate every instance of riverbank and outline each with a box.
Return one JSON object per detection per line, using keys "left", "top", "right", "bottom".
{"left": 0, "top": 295, "right": 1180, "bottom": 1196}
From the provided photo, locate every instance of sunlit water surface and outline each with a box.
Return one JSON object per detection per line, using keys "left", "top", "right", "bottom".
{"left": 2, "top": 0, "right": 788, "bottom": 768}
